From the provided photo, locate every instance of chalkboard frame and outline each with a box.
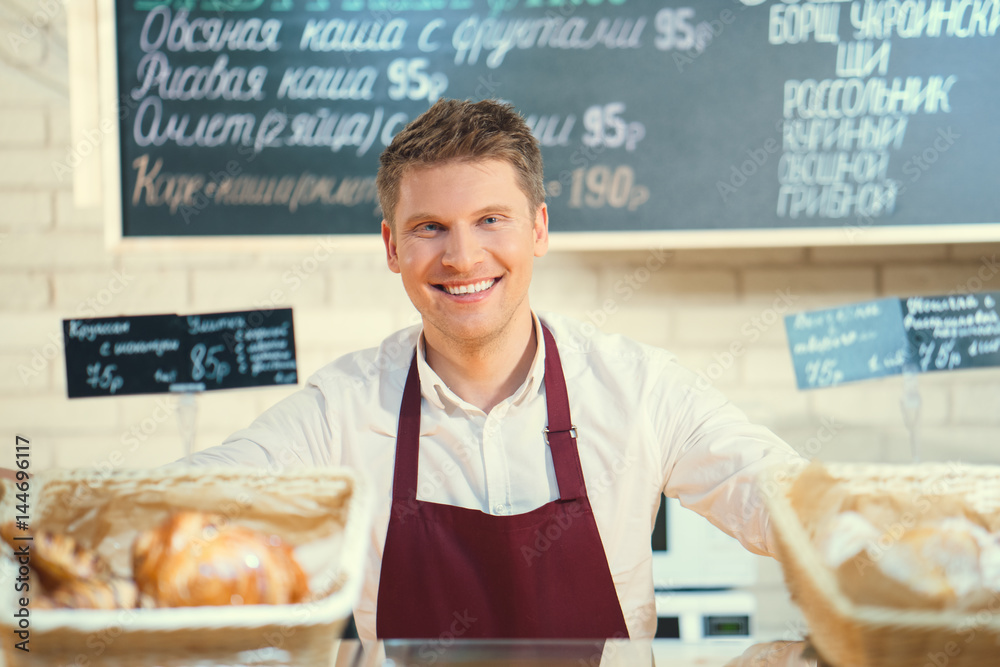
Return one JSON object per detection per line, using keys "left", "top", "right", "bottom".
{"left": 95, "top": 0, "right": 1000, "bottom": 252}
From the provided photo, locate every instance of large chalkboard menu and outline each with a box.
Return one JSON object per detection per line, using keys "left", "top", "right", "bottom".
{"left": 111, "top": 0, "right": 1000, "bottom": 239}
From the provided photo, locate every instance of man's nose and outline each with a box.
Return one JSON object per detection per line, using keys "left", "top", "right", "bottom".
{"left": 441, "top": 225, "right": 484, "bottom": 271}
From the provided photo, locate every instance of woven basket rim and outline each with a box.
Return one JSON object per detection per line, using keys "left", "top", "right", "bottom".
{"left": 765, "top": 460, "right": 1000, "bottom": 630}
{"left": 0, "top": 464, "right": 372, "bottom": 634}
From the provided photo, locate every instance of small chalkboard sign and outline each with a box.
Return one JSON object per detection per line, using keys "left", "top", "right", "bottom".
{"left": 784, "top": 297, "right": 908, "bottom": 390}
{"left": 903, "top": 292, "right": 1000, "bottom": 374}
{"left": 63, "top": 309, "right": 297, "bottom": 398}
{"left": 786, "top": 292, "right": 1000, "bottom": 390}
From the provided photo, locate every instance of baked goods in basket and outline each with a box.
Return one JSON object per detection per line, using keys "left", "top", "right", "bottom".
{"left": 1, "top": 521, "right": 107, "bottom": 589}
{"left": 1, "top": 511, "right": 309, "bottom": 609}
{"left": 1, "top": 521, "right": 138, "bottom": 610}
{"left": 133, "top": 511, "right": 309, "bottom": 607}
{"left": 0, "top": 467, "right": 366, "bottom": 667}
{"left": 766, "top": 462, "right": 1000, "bottom": 667}
{"left": 39, "top": 576, "right": 141, "bottom": 610}
{"left": 790, "top": 462, "right": 1000, "bottom": 613}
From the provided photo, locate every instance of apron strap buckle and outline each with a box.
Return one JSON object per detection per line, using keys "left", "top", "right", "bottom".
{"left": 542, "top": 425, "right": 577, "bottom": 445}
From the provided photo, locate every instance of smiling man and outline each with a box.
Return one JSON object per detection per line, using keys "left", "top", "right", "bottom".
{"left": 382, "top": 155, "right": 546, "bottom": 413}
{"left": 186, "top": 99, "right": 805, "bottom": 641}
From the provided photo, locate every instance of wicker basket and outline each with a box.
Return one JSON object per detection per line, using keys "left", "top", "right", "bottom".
{"left": 765, "top": 462, "right": 1000, "bottom": 667}
{"left": 0, "top": 466, "right": 371, "bottom": 667}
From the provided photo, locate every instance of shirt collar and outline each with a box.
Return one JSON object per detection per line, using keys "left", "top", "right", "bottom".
{"left": 414, "top": 312, "right": 547, "bottom": 413}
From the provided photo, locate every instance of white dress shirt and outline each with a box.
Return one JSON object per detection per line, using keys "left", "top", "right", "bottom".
{"left": 185, "top": 311, "right": 805, "bottom": 641}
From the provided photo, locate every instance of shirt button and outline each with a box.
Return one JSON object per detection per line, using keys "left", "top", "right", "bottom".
{"left": 493, "top": 504, "right": 506, "bottom": 514}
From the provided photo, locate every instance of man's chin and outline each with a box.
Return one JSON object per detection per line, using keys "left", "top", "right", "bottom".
{"left": 426, "top": 318, "right": 504, "bottom": 348}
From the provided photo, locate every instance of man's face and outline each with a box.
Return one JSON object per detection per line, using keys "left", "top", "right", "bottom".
{"left": 382, "top": 158, "right": 548, "bottom": 349}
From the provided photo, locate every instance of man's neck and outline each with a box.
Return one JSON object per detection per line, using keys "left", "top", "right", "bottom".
{"left": 422, "top": 310, "right": 538, "bottom": 413}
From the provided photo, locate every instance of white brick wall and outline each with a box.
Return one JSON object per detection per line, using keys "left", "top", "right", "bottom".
{"left": 0, "top": 273, "right": 49, "bottom": 309}
{"left": 883, "top": 263, "right": 1000, "bottom": 296}
{"left": 0, "top": 191, "right": 52, "bottom": 229}
{"left": 743, "top": 266, "right": 877, "bottom": 303}
{"left": 53, "top": 269, "right": 190, "bottom": 315}
{"left": 2, "top": 12, "right": 999, "bottom": 643}
{"left": 54, "top": 189, "right": 102, "bottom": 230}
{"left": 809, "top": 244, "right": 949, "bottom": 264}
{"left": 0, "top": 351, "right": 52, "bottom": 394}
{"left": 0, "top": 147, "right": 72, "bottom": 187}
{"left": 0, "top": 108, "right": 46, "bottom": 146}
{"left": 0, "top": 231, "right": 112, "bottom": 270}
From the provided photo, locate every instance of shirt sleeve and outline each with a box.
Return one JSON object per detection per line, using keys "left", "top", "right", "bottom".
{"left": 180, "top": 383, "right": 337, "bottom": 471}
{"left": 655, "top": 360, "right": 807, "bottom": 558}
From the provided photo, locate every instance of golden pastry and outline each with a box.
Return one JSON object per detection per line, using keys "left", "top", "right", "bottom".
{"left": 1, "top": 521, "right": 107, "bottom": 590}
{"left": 132, "top": 511, "right": 309, "bottom": 607}
{"left": 38, "top": 576, "right": 140, "bottom": 610}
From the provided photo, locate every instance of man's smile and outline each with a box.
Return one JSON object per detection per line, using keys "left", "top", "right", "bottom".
{"left": 434, "top": 277, "right": 500, "bottom": 296}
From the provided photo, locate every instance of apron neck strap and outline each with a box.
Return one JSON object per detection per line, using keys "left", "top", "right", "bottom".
{"left": 540, "top": 324, "right": 585, "bottom": 502}
{"left": 392, "top": 324, "right": 587, "bottom": 503}
{"left": 393, "top": 354, "right": 422, "bottom": 502}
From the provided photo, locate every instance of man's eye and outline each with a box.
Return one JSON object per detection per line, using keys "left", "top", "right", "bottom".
{"left": 419, "top": 223, "right": 441, "bottom": 232}
{"left": 483, "top": 216, "right": 500, "bottom": 224}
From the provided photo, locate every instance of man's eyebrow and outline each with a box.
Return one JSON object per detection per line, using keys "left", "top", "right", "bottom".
{"left": 402, "top": 213, "right": 436, "bottom": 226}
{"left": 402, "top": 205, "right": 517, "bottom": 226}
{"left": 472, "top": 204, "right": 517, "bottom": 217}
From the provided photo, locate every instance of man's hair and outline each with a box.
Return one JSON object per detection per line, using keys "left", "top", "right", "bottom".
{"left": 376, "top": 99, "right": 545, "bottom": 228}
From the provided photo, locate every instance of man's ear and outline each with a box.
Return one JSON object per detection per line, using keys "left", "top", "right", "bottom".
{"left": 382, "top": 220, "right": 401, "bottom": 274}
{"left": 533, "top": 203, "right": 549, "bottom": 258}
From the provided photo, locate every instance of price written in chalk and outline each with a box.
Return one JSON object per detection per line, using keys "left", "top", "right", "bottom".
{"left": 917, "top": 339, "right": 961, "bottom": 371}
{"left": 582, "top": 103, "right": 646, "bottom": 152}
{"left": 387, "top": 58, "right": 449, "bottom": 103}
{"left": 560, "top": 164, "right": 650, "bottom": 211}
{"left": 803, "top": 358, "right": 844, "bottom": 388}
{"left": 86, "top": 362, "right": 125, "bottom": 394}
{"left": 191, "top": 343, "right": 231, "bottom": 384}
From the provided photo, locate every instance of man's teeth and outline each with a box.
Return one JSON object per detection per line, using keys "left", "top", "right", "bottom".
{"left": 444, "top": 279, "right": 495, "bottom": 295}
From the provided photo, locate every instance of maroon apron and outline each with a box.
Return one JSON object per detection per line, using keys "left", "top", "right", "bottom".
{"left": 376, "top": 325, "right": 630, "bottom": 639}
